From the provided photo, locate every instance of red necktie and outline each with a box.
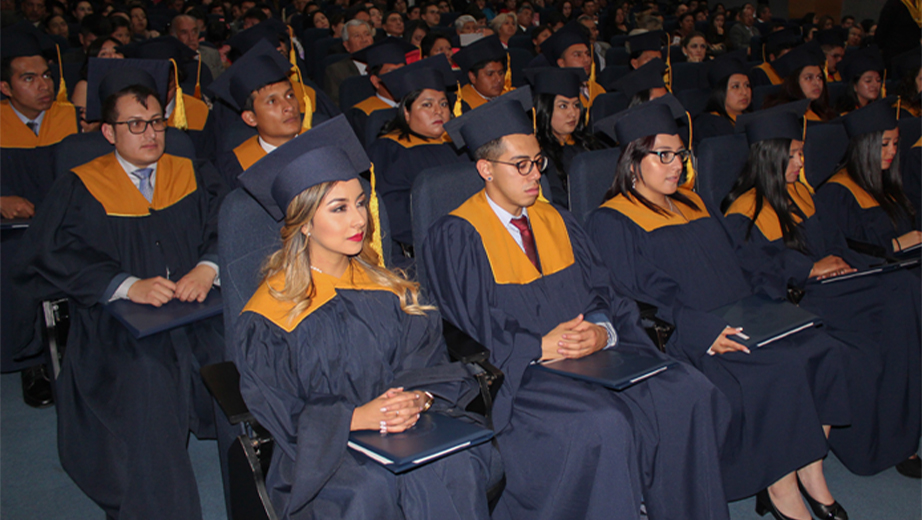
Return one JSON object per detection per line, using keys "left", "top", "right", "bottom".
{"left": 510, "top": 215, "right": 540, "bottom": 271}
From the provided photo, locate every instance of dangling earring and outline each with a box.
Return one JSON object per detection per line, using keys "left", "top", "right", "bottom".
{"left": 631, "top": 176, "right": 636, "bottom": 189}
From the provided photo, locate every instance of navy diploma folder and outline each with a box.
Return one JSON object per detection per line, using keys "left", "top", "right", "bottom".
{"left": 348, "top": 413, "right": 493, "bottom": 474}
{"left": 712, "top": 294, "right": 820, "bottom": 348}
{"left": 531, "top": 349, "right": 676, "bottom": 390}
{"left": 105, "top": 289, "right": 223, "bottom": 338}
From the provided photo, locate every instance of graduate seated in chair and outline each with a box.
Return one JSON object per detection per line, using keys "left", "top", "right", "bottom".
{"left": 541, "top": 23, "right": 606, "bottom": 106}
{"left": 12, "top": 65, "right": 229, "bottom": 519}
{"left": 211, "top": 40, "right": 307, "bottom": 188}
{"left": 420, "top": 95, "right": 732, "bottom": 520}
{"left": 345, "top": 38, "right": 416, "bottom": 146}
{"left": 367, "top": 55, "right": 468, "bottom": 266}
{"left": 235, "top": 116, "right": 500, "bottom": 520}
{"left": 452, "top": 35, "right": 511, "bottom": 112}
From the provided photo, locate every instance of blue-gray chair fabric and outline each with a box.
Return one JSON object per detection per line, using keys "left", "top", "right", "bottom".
{"left": 695, "top": 133, "right": 750, "bottom": 208}
{"left": 338, "top": 74, "right": 376, "bottom": 112}
{"left": 671, "top": 62, "right": 708, "bottom": 92}
{"left": 364, "top": 108, "right": 397, "bottom": 147}
{"left": 805, "top": 122, "right": 849, "bottom": 187}
{"left": 676, "top": 87, "right": 711, "bottom": 117}
{"left": 751, "top": 84, "right": 781, "bottom": 111}
{"left": 567, "top": 147, "right": 621, "bottom": 224}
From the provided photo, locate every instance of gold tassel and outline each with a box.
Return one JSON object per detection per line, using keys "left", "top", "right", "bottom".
{"left": 532, "top": 107, "right": 537, "bottom": 133}
{"left": 368, "top": 163, "right": 386, "bottom": 266}
{"left": 287, "top": 26, "right": 298, "bottom": 67}
{"left": 897, "top": 95, "right": 901, "bottom": 120}
{"left": 882, "top": 69, "right": 887, "bottom": 98}
{"left": 503, "top": 52, "right": 513, "bottom": 94}
{"left": 293, "top": 63, "right": 312, "bottom": 131}
{"left": 681, "top": 111, "right": 696, "bottom": 189}
{"left": 665, "top": 42, "right": 673, "bottom": 93}
{"left": 193, "top": 54, "right": 202, "bottom": 99}
{"left": 453, "top": 81, "right": 463, "bottom": 118}
{"left": 170, "top": 59, "right": 188, "bottom": 130}
{"left": 823, "top": 61, "right": 830, "bottom": 84}
{"left": 586, "top": 46, "right": 597, "bottom": 126}
{"left": 799, "top": 114, "right": 814, "bottom": 193}
{"left": 54, "top": 45, "right": 72, "bottom": 107}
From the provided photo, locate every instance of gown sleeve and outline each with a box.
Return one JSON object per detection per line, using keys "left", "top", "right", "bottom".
{"left": 586, "top": 208, "right": 728, "bottom": 363}
{"left": 721, "top": 212, "right": 815, "bottom": 299}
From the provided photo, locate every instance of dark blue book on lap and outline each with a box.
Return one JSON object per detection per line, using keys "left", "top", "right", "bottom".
{"left": 105, "top": 289, "right": 223, "bottom": 339}
{"left": 531, "top": 349, "right": 676, "bottom": 390}
{"left": 712, "top": 294, "right": 820, "bottom": 348}
{"left": 812, "top": 257, "right": 919, "bottom": 284}
{"left": 348, "top": 413, "right": 493, "bottom": 474}
{"left": 0, "top": 218, "right": 30, "bottom": 230}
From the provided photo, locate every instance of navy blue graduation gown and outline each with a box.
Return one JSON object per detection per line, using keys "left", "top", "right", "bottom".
{"left": 724, "top": 182, "right": 922, "bottom": 475}
{"left": 11, "top": 153, "right": 229, "bottom": 519}
{"left": 904, "top": 140, "right": 922, "bottom": 229}
{"left": 586, "top": 189, "right": 851, "bottom": 499}
{"left": 214, "top": 134, "right": 267, "bottom": 189}
{"left": 366, "top": 131, "right": 467, "bottom": 254}
{"left": 1, "top": 99, "right": 78, "bottom": 370}
{"left": 815, "top": 170, "right": 916, "bottom": 254}
{"left": 236, "top": 263, "right": 498, "bottom": 520}
{"left": 421, "top": 191, "right": 731, "bottom": 520}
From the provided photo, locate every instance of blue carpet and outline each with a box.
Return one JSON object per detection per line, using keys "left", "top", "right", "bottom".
{"left": 2, "top": 371, "right": 919, "bottom": 519}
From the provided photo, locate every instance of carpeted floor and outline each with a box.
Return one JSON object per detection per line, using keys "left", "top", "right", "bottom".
{"left": 1, "top": 371, "right": 919, "bottom": 519}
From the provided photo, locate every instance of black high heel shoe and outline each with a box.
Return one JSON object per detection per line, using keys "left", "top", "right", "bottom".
{"left": 755, "top": 489, "right": 797, "bottom": 520}
{"left": 796, "top": 476, "right": 848, "bottom": 520}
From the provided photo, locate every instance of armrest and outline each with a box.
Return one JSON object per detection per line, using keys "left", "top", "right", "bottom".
{"left": 201, "top": 361, "right": 257, "bottom": 426}
{"left": 442, "top": 319, "right": 490, "bottom": 365}
{"left": 442, "top": 319, "right": 504, "bottom": 423}
{"left": 635, "top": 300, "right": 675, "bottom": 353}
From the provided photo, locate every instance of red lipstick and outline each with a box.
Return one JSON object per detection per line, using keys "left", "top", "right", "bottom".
{"left": 348, "top": 232, "right": 364, "bottom": 242}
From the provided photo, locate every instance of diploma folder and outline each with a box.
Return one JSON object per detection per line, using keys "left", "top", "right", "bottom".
{"left": 813, "top": 257, "right": 919, "bottom": 284}
{"left": 105, "top": 289, "right": 223, "bottom": 339}
{"left": 712, "top": 294, "right": 820, "bottom": 348}
{"left": 531, "top": 350, "right": 676, "bottom": 391}
{"left": 348, "top": 413, "right": 493, "bottom": 474}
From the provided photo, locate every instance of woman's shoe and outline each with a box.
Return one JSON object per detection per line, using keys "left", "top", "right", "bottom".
{"left": 755, "top": 489, "right": 797, "bottom": 520}
{"left": 796, "top": 476, "right": 848, "bottom": 520}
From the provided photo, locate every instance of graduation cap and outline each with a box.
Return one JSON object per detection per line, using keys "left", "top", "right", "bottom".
{"left": 122, "top": 36, "right": 197, "bottom": 62}
{"left": 606, "top": 58, "right": 666, "bottom": 98}
{"left": 626, "top": 30, "right": 665, "bottom": 54}
{"left": 452, "top": 35, "right": 506, "bottom": 74}
{"left": 838, "top": 45, "right": 884, "bottom": 83}
{"left": 443, "top": 86, "right": 533, "bottom": 153}
{"left": 85, "top": 60, "right": 169, "bottom": 122}
{"left": 226, "top": 20, "right": 286, "bottom": 56}
{"left": 813, "top": 29, "right": 844, "bottom": 48}
{"left": 735, "top": 99, "right": 810, "bottom": 144}
{"left": 379, "top": 54, "right": 455, "bottom": 102}
{"left": 208, "top": 39, "right": 291, "bottom": 111}
{"left": 706, "top": 50, "right": 749, "bottom": 87}
{"left": 593, "top": 93, "right": 685, "bottom": 145}
{"left": 351, "top": 38, "right": 416, "bottom": 70}
{"left": 761, "top": 28, "right": 801, "bottom": 58}
{"left": 541, "top": 24, "right": 590, "bottom": 63}
{"left": 524, "top": 67, "right": 586, "bottom": 98}
{"left": 838, "top": 96, "right": 898, "bottom": 138}
{"left": 1, "top": 24, "right": 48, "bottom": 59}
{"left": 237, "top": 115, "right": 370, "bottom": 221}
{"left": 771, "top": 40, "right": 825, "bottom": 78}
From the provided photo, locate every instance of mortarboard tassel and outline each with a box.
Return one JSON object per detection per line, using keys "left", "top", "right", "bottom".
{"left": 897, "top": 95, "right": 901, "bottom": 120}
{"left": 368, "top": 163, "right": 386, "bottom": 266}
{"left": 665, "top": 42, "right": 673, "bottom": 93}
{"left": 170, "top": 59, "right": 188, "bottom": 130}
{"left": 798, "top": 114, "right": 814, "bottom": 194}
{"left": 586, "top": 46, "right": 598, "bottom": 126}
{"left": 287, "top": 26, "right": 298, "bottom": 67}
{"left": 881, "top": 69, "right": 887, "bottom": 98}
{"left": 681, "top": 111, "right": 696, "bottom": 190}
{"left": 531, "top": 107, "right": 537, "bottom": 133}
{"left": 193, "top": 54, "right": 202, "bottom": 99}
{"left": 453, "top": 81, "right": 463, "bottom": 118}
{"left": 54, "top": 45, "right": 72, "bottom": 107}
{"left": 294, "top": 62, "right": 312, "bottom": 131}
{"left": 503, "top": 52, "right": 513, "bottom": 94}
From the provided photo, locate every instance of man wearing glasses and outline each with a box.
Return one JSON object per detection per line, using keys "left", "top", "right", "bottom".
{"left": 421, "top": 95, "right": 730, "bottom": 520}
{"left": 12, "top": 66, "right": 228, "bottom": 520}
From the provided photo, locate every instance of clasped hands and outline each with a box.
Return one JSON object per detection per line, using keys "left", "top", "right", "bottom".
{"left": 351, "top": 387, "right": 434, "bottom": 434}
{"left": 126, "top": 264, "right": 217, "bottom": 307}
{"left": 540, "top": 314, "right": 608, "bottom": 362}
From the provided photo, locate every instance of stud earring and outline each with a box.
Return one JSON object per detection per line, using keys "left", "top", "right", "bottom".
{"left": 486, "top": 176, "right": 493, "bottom": 181}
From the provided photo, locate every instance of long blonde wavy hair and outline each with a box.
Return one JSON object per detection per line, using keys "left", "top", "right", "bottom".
{"left": 260, "top": 180, "right": 433, "bottom": 321}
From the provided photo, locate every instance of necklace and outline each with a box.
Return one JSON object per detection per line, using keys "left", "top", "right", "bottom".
{"left": 310, "top": 265, "right": 323, "bottom": 274}
{"left": 663, "top": 197, "right": 677, "bottom": 213}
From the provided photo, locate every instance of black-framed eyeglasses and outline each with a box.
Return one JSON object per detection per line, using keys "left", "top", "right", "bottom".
{"left": 487, "top": 155, "right": 549, "bottom": 176}
{"left": 111, "top": 117, "right": 168, "bottom": 134}
{"left": 647, "top": 150, "right": 691, "bottom": 164}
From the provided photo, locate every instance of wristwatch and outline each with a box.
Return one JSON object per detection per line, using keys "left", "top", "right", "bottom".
{"left": 420, "top": 391, "right": 434, "bottom": 412}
